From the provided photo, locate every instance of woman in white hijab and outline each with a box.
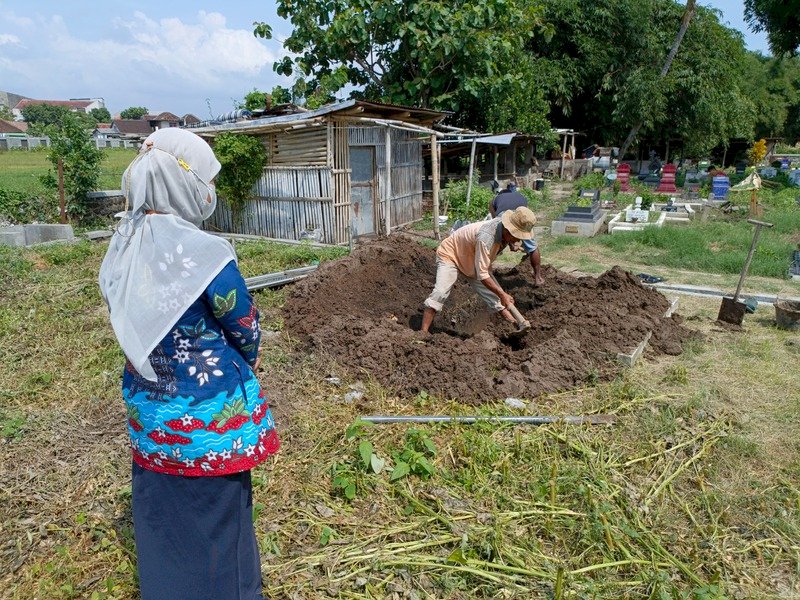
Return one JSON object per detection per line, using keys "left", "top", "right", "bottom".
{"left": 100, "top": 128, "right": 278, "bottom": 600}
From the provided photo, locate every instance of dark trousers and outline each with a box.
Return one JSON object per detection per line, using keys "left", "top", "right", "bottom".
{"left": 132, "top": 462, "right": 264, "bottom": 600}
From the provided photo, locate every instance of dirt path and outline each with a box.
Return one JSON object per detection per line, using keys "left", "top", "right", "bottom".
{"left": 284, "top": 236, "right": 696, "bottom": 402}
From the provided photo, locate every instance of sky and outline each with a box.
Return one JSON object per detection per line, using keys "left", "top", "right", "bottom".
{"left": 0, "top": 0, "right": 770, "bottom": 119}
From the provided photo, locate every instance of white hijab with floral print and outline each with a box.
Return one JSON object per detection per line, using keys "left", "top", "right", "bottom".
{"left": 99, "top": 128, "right": 236, "bottom": 382}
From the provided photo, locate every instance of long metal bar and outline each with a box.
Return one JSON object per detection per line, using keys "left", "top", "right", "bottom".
{"left": 361, "top": 415, "right": 614, "bottom": 425}
{"left": 245, "top": 265, "right": 319, "bottom": 291}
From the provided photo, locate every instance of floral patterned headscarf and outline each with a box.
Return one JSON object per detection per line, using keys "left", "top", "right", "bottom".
{"left": 99, "top": 128, "right": 236, "bottom": 382}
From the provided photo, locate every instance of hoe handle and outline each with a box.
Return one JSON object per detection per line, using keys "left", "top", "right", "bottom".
{"left": 507, "top": 304, "right": 530, "bottom": 328}
{"left": 733, "top": 220, "right": 773, "bottom": 302}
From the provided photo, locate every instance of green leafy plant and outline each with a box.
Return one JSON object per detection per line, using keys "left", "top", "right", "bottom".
{"left": 42, "top": 113, "right": 105, "bottom": 220}
{"left": 0, "top": 187, "right": 57, "bottom": 224}
{"left": 390, "top": 428, "right": 437, "bottom": 482}
{"left": 442, "top": 175, "right": 494, "bottom": 221}
{"left": 331, "top": 418, "right": 384, "bottom": 501}
{"left": 213, "top": 133, "right": 268, "bottom": 213}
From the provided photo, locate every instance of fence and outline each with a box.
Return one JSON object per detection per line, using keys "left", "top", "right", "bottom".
{"left": 0, "top": 136, "right": 140, "bottom": 151}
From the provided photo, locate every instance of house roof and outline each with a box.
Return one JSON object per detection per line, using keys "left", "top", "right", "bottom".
{"left": 0, "top": 119, "right": 27, "bottom": 134}
{"left": 14, "top": 98, "right": 92, "bottom": 111}
{"left": 145, "top": 112, "right": 181, "bottom": 122}
{"left": 112, "top": 119, "right": 154, "bottom": 136}
{"left": 190, "top": 99, "right": 447, "bottom": 137}
{"left": 182, "top": 113, "right": 201, "bottom": 125}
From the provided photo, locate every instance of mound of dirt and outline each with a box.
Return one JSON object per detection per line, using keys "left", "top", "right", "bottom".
{"left": 284, "top": 236, "right": 696, "bottom": 402}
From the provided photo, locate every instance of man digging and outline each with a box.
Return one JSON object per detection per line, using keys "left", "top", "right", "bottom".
{"left": 489, "top": 181, "right": 545, "bottom": 286}
{"left": 421, "top": 206, "right": 537, "bottom": 334}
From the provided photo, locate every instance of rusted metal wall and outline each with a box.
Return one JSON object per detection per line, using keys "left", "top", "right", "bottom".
{"left": 205, "top": 121, "right": 425, "bottom": 244}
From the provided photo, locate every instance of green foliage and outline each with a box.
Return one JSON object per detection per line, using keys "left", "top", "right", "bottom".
{"left": 518, "top": 187, "right": 547, "bottom": 211}
{"left": 0, "top": 104, "right": 13, "bottom": 120}
{"left": 43, "top": 113, "right": 105, "bottom": 220}
{"left": 599, "top": 214, "right": 796, "bottom": 278}
{"left": 390, "top": 428, "right": 437, "bottom": 482}
{"left": 270, "top": 0, "right": 551, "bottom": 133}
{"left": 442, "top": 177, "right": 494, "bottom": 221}
{"left": 119, "top": 106, "right": 148, "bottom": 120}
{"left": 213, "top": 133, "right": 268, "bottom": 212}
{"left": 745, "top": 0, "right": 800, "bottom": 56}
{"left": 89, "top": 107, "right": 111, "bottom": 123}
{"left": 0, "top": 408, "right": 26, "bottom": 440}
{"left": 241, "top": 89, "right": 270, "bottom": 111}
{"left": 331, "top": 418, "right": 383, "bottom": 500}
{"left": 21, "top": 104, "right": 70, "bottom": 131}
{"left": 270, "top": 85, "right": 293, "bottom": 105}
{"left": 0, "top": 187, "right": 57, "bottom": 223}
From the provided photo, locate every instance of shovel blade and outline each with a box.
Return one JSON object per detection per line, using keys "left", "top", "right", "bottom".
{"left": 718, "top": 296, "right": 746, "bottom": 325}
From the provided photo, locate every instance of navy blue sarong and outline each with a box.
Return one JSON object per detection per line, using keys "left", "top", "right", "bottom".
{"left": 132, "top": 462, "right": 264, "bottom": 600}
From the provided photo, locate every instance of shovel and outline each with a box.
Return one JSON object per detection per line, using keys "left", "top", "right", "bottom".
{"left": 717, "top": 219, "right": 773, "bottom": 325}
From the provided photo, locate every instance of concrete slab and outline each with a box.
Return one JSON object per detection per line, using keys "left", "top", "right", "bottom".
{"left": 550, "top": 213, "right": 606, "bottom": 237}
{"left": 0, "top": 224, "right": 76, "bottom": 247}
{"left": 84, "top": 229, "right": 114, "bottom": 241}
{"left": 23, "top": 224, "right": 75, "bottom": 245}
{"left": 617, "top": 332, "right": 652, "bottom": 367}
{"left": 0, "top": 226, "right": 25, "bottom": 247}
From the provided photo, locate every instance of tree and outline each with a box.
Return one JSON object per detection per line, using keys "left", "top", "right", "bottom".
{"left": 0, "top": 104, "right": 13, "bottom": 120}
{"left": 618, "top": 0, "right": 697, "bottom": 159}
{"left": 120, "top": 106, "right": 148, "bottom": 120}
{"left": 745, "top": 0, "right": 800, "bottom": 56}
{"left": 43, "top": 113, "right": 105, "bottom": 219}
{"left": 263, "top": 0, "right": 552, "bottom": 134}
{"left": 22, "top": 104, "right": 71, "bottom": 130}
{"left": 90, "top": 107, "right": 111, "bottom": 123}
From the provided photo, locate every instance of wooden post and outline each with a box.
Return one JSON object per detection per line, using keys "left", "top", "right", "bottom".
{"left": 721, "top": 146, "right": 728, "bottom": 168}
{"left": 57, "top": 158, "right": 67, "bottom": 224}
{"left": 493, "top": 147, "right": 498, "bottom": 182}
{"left": 559, "top": 133, "right": 568, "bottom": 179}
{"left": 665, "top": 139, "right": 670, "bottom": 164}
{"left": 466, "top": 138, "right": 477, "bottom": 207}
{"left": 431, "top": 134, "right": 441, "bottom": 240}
{"left": 384, "top": 126, "right": 392, "bottom": 235}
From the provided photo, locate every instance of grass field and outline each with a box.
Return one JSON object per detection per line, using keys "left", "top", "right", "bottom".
{"left": 2, "top": 238, "right": 800, "bottom": 599}
{"left": 0, "top": 147, "right": 137, "bottom": 195}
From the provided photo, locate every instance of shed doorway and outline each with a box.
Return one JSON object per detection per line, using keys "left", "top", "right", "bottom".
{"left": 349, "top": 147, "right": 377, "bottom": 237}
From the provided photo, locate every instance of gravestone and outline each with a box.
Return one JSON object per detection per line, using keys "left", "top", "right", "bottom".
{"left": 735, "top": 161, "right": 747, "bottom": 175}
{"left": 711, "top": 175, "right": 730, "bottom": 200}
{"left": 760, "top": 167, "right": 777, "bottom": 179}
{"left": 781, "top": 158, "right": 790, "bottom": 171}
{"left": 617, "top": 163, "right": 631, "bottom": 192}
{"left": 551, "top": 197, "right": 605, "bottom": 237}
{"left": 656, "top": 164, "right": 677, "bottom": 193}
{"left": 626, "top": 197, "right": 650, "bottom": 223}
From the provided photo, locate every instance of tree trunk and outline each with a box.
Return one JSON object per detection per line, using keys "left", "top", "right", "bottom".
{"left": 618, "top": 0, "right": 697, "bottom": 160}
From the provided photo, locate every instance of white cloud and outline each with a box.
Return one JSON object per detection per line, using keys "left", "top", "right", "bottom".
{"left": 105, "top": 11, "right": 274, "bottom": 82}
{"left": 0, "top": 8, "right": 283, "bottom": 114}
{"left": 0, "top": 33, "right": 21, "bottom": 45}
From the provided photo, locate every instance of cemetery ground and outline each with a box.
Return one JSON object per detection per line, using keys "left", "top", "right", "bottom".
{"left": 2, "top": 222, "right": 800, "bottom": 599}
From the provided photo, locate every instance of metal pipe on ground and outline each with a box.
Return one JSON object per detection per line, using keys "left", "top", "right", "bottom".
{"left": 361, "top": 415, "right": 614, "bottom": 425}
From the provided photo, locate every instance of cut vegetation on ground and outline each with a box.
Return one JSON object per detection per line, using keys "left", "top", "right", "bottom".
{"left": 2, "top": 235, "right": 800, "bottom": 599}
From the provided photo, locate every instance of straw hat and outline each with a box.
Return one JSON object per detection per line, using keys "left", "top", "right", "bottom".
{"left": 501, "top": 206, "right": 537, "bottom": 240}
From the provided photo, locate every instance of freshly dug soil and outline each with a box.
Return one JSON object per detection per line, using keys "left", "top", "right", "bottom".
{"left": 284, "top": 236, "right": 696, "bottom": 402}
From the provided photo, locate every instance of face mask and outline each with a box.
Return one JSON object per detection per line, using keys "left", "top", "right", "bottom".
{"left": 201, "top": 183, "right": 217, "bottom": 220}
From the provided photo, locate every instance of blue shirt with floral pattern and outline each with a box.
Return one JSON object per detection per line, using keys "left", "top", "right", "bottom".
{"left": 124, "top": 260, "right": 279, "bottom": 476}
